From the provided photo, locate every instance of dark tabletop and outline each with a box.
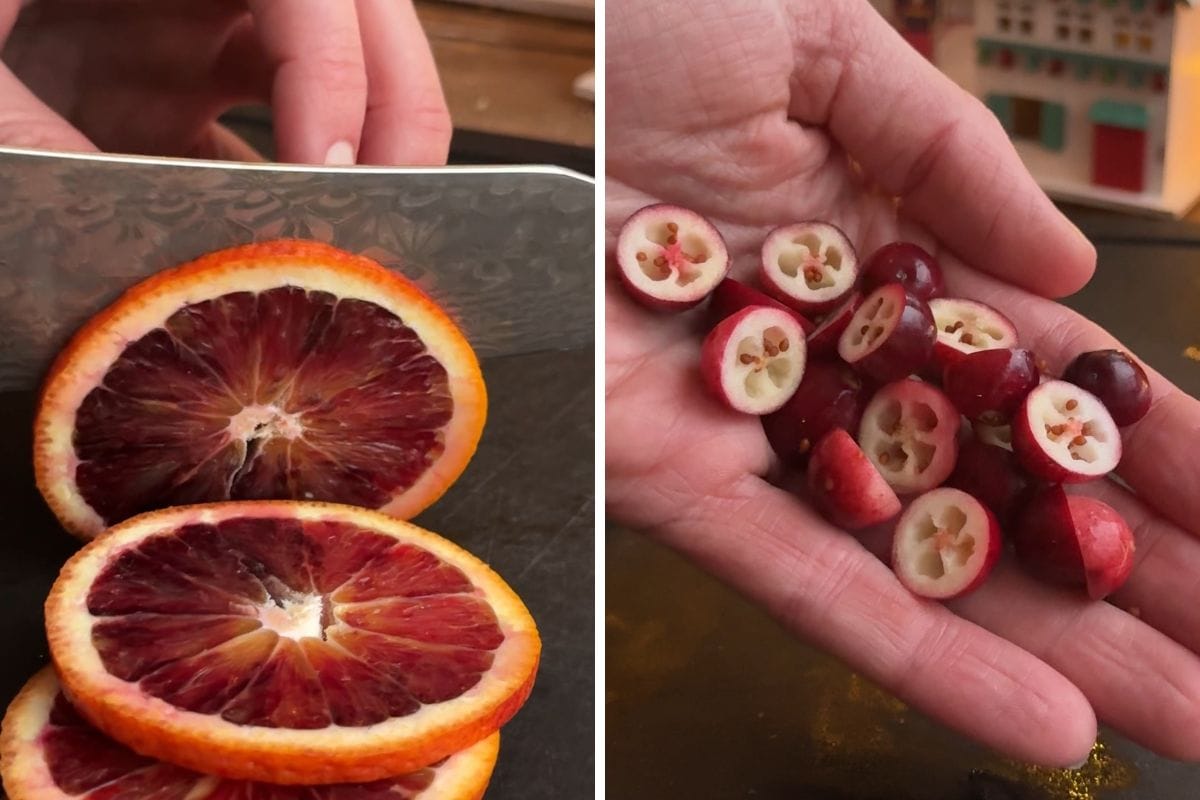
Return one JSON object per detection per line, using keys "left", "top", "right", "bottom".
{"left": 607, "top": 207, "right": 1200, "bottom": 800}
{"left": 0, "top": 347, "right": 595, "bottom": 798}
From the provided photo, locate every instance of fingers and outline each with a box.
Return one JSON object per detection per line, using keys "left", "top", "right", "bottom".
{"left": 0, "top": 63, "right": 95, "bottom": 152}
{"left": 652, "top": 476, "right": 1096, "bottom": 767}
{"left": 950, "top": 563, "right": 1200, "bottom": 761}
{"left": 1087, "top": 480, "right": 1200, "bottom": 656}
{"left": 354, "top": 0, "right": 451, "bottom": 165}
{"left": 187, "top": 122, "right": 265, "bottom": 162}
{"left": 940, "top": 259, "right": 1200, "bottom": 540}
{"left": 784, "top": 1, "right": 1094, "bottom": 298}
{"left": 247, "top": 0, "right": 367, "bottom": 164}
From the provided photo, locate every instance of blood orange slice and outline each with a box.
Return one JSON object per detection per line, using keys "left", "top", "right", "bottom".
{"left": 34, "top": 240, "right": 487, "bottom": 539}
{"left": 44, "top": 501, "right": 539, "bottom": 784}
{"left": 1, "top": 668, "right": 501, "bottom": 800}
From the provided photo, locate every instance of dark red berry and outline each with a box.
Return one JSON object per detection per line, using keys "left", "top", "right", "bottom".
{"left": 762, "top": 360, "right": 866, "bottom": 465}
{"left": 942, "top": 348, "right": 1040, "bottom": 421}
{"left": 861, "top": 242, "right": 945, "bottom": 301}
{"left": 947, "top": 439, "right": 1030, "bottom": 526}
{"left": 709, "top": 278, "right": 815, "bottom": 333}
{"left": 1013, "top": 486, "right": 1135, "bottom": 600}
{"left": 1062, "top": 349, "right": 1152, "bottom": 426}
{"left": 837, "top": 283, "right": 936, "bottom": 384}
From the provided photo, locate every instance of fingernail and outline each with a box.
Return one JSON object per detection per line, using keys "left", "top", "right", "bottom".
{"left": 324, "top": 140, "right": 356, "bottom": 166}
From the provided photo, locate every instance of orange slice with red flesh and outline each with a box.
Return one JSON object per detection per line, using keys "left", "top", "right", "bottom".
{"left": 44, "top": 501, "right": 539, "bottom": 784}
{"left": 34, "top": 240, "right": 486, "bottom": 539}
{"left": 1, "top": 667, "right": 501, "bottom": 800}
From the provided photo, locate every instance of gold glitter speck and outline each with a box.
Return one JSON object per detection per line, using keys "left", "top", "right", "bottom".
{"left": 992, "top": 740, "right": 1136, "bottom": 800}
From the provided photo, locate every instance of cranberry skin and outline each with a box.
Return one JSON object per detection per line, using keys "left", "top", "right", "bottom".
{"left": 1063, "top": 349, "right": 1152, "bottom": 426}
{"left": 841, "top": 285, "right": 937, "bottom": 384}
{"left": 806, "top": 428, "right": 901, "bottom": 530}
{"left": 709, "top": 278, "right": 815, "bottom": 333}
{"left": 861, "top": 242, "right": 945, "bottom": 300}
{"left": 762, "top": 360, "right": 866, "bottom": 465}
{"left": 947, "top": 439, "right": 1030, "bottom": 525}
{"left": 943, "top": 348, "right": 1040, "bottom": 421}
{"left": 1014, "top": 486, "right": 1135, "bottom": 600}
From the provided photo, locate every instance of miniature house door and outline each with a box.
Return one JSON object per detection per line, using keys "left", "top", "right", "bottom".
{"left": 1090, "top": 101, "right": 1148, "bottom": 193}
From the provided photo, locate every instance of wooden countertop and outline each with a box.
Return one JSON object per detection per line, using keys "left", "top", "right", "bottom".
{"left": 415, "top": 0, "right": 595, "bottom": 149}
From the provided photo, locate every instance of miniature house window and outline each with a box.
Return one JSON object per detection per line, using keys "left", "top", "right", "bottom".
{"left": 986, "top": 95, "right": 1066, "bottom": 152}
{"left": 1057, "top": 23, "right": 1070, "bottom": 38}
{"left": 1079, "top": 26, "right": 1093, "bottom": 43}
{"left": 999, "top": 15, "right": 1012, "bottom": 30}
{"left": 1138, "top": 34, "right": 1153, "bottom": 52}
{"left": 1115, "top": 30, "right": 1131, "bottom": 48}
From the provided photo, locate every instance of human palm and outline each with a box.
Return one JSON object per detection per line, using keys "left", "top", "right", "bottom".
{"left": 607, "top": 0, "right": 1200, "bottom": 766}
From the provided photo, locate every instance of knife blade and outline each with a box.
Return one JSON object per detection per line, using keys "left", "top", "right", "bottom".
{"left": 0, "top": 147, "right": 595, "bottom": 390}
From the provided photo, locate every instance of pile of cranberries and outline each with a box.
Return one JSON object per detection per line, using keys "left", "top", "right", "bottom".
{"left": 616, "top": 205, "right": 1150, "bottom": 602}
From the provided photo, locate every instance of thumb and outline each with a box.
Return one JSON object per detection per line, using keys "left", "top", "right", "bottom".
{"left": 0, "top": 62, "right": 96, "bottom": 152}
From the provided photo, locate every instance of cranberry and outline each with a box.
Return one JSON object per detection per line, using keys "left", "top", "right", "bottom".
{"left": 947, "top": 439, "right": 1030, "bottom": 525}
{"left": 761, "top": 360, "right": 867, "bottom": 464}
{"left": 1062, "top": 349, "right": 1152, "bottom": 426}
{"left": 861, "top": 242, "right": 945, "bottom": 300}
{"left": 942, "top": 348, "right": 1040, "bottom": 421}
{"left": 1014, "top": 486, "right": 1135, "bottom": 600}
{"left": 837, "top": 283, "right": 936, "bottom": 384}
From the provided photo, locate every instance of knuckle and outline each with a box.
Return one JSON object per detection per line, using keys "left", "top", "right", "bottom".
{"left": 303, "top": 49, "right": 367, "bottom": 94}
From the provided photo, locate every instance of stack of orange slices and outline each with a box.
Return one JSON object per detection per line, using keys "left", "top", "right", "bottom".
{"left": 1, "top": 242, "right": 540, "bottom": 799}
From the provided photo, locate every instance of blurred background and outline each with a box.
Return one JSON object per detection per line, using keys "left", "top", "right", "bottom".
{"left": 224, "top": 0, "right": 595, "bottom": 175}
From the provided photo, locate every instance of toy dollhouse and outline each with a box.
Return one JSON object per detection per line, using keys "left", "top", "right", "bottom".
{"left": 973, "top": 0, "right": 1200, "bottom": 215}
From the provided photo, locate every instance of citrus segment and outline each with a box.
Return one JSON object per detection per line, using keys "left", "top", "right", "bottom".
{"left": 45, "top": 501, "right": 539, "bottom": 784}
{"left": 1, "top": 668, "right": 500, "bottom": 800}
{"left": 35, "top": 241, "right": 487, "bottom": 539}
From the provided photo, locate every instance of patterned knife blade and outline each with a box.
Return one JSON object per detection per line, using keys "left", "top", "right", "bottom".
{"left": 0, "top": 148, "right": 595, "bottom": 390}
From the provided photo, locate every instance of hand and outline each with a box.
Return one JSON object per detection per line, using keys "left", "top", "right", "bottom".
{"left": 0, "top": 0, "right": 451, "bottom": 165}
{"left": 607, "top": 0, "right": 1200, "bottom": 766}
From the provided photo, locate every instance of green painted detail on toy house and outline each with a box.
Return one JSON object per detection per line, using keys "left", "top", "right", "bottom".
{"left": 1041, "top": 103, "right": 1067, "bottom": 150}
{"left": 976, "top": 38, "right": 1171, "bottom": 90}
{"left": 1090, "top": 100, "right": 1149, "bottom": 130}
{"left": 985, "top": 94, "right": 1013, "bottom": 130}
{"left": 985, "top": 95, "right": 1067, "bottom": 152}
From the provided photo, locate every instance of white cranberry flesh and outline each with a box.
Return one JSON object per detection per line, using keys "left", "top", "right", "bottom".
{"left": 806, "top": 291, "right": 862, "bottom": 357}
{"left": 759, "top": 222, "right": 858, "bottom": 314}
{"left": 858, "top": 379, "right": 960, "bottom": 494}
{"left": 615, "top": 204, "right": 730, "bottom": 311}
{"left": 700, "top": 306, "right": 807, "bottom": 415}
{"left": 928, "top": 298, "right": 1018, "bottom": 368}
{"left": 1012, "top": 380, "right": 1122, "bottom": 482}
{"left": 892, "top": 487, "right": 1002, "bottom": 600}
{"left": 972, "top": 419, "right": 1014, "bottom": 452}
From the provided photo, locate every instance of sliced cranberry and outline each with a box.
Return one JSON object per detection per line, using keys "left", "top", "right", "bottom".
{"left": 892, "top": 487, "right": 1002, "bottom": 600}
{"left": 615, "top": 204, "right": 730, "bottom": 311}
{"left": 701, "top": 306, "right": 808, "bottom": 415}
{"left": 837, "top": 284, "right": 936, "bottom": 384}
{"left": 760, "top": 222, "right": 859, "bottom": 314}
{"left": 857, "top": 378, "right": 959, "bottom": 494}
